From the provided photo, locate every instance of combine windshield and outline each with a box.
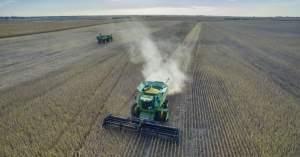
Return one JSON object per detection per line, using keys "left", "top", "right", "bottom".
{"left": 140, "top": 94, "right": 155, "bottom": 110}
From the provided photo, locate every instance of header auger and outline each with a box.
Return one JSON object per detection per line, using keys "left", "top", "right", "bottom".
{"left": 102, "top": 81, "right": 180, "bottom": 143}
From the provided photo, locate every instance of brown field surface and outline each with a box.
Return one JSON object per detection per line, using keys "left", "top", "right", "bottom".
{"left": 0, "top": 18, "right": 125, "bottom": 38}
{"left": 0, "top": 18, "right": 299, "bottom": 157}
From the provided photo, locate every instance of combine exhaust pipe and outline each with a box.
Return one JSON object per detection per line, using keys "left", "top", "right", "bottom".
{"left": 102, "top": 114, "right": 180, "bottom": 143}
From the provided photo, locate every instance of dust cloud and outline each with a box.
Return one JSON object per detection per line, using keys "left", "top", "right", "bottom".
{"left": 124, "top": 22, "right": 201, "bottom": 94}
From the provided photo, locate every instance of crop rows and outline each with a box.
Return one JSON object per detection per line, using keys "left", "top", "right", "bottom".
{"left": 1, "top": 20, "right": 299, "bottom": 157}
{"left": 0, "top": 49, "right": 125, "bottom": 156}
{"left": 87, "top": 21, "right": 261, "bottom": 157}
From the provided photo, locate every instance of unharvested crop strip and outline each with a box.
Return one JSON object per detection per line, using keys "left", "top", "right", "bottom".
{"left": 138, "top": 137, "right": 149, "bottom": 157}
{"left": 122, "top": 133, "right": 138, "bottom": 156}
{"left": 126, "top": 135, "right": 143, "bottom": 157}
{"left": 123, "top": 134, "right": 141, "bottom": 157}
{"left": 218, "top": 77, "right": 261, "bottom": 156}
{"left": 192, "top": 57, "right": 257, "bottom": 156}
{"left": 150, "top": 138, "right": 160, "bottom": 157}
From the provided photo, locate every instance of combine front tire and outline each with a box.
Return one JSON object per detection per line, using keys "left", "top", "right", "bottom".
{"left": 154, "top": 111, "right": 161, "bottom": 121}
{"left": 161, "top": 111, "right": 169, "bottom": 122}
{"left": 163, "top": 111, "right": 169, "bottom": 121}
{"left": 162, "top": 100, "right": 169, "bottom": 108}
{"left": 154, "top": 111, "right": 168, "bottom": 122}
{"left": 131, "top": 103, "right": 140, "bottom": 117}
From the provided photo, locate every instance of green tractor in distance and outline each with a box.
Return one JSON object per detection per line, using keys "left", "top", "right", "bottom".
{"left": 96, "top": 33, "right": 113, "bottom": 44}
{"left": 131, "top": 81, "right": 169, "bottom": 122}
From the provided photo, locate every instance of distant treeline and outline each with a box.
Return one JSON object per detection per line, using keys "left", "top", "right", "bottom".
{"left": 224, "top": 17, "right": 300, "bottom": 21}
{"left": 0, "top": 15, "right": 299, "bottom": 22}
{"left": 0, "top": 16, "right": 131, "bottom": 21}
{"left": 224, "top": 17, "right": 256, "bottom": 20}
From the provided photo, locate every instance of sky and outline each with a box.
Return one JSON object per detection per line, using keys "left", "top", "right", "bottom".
{"left": 0, "top": 0, "right": 299, "bottom": 17}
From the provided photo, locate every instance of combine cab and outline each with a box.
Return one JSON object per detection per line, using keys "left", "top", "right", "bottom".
{"left": 102, "top": 81, "right": 179, "bottom": 143}
{"left": 97, "top": 33, "right": 113, "bottom": 44}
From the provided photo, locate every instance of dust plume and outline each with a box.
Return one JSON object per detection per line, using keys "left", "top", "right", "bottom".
{"left": 124, "top": 22, "right": 201, "bottom": 94}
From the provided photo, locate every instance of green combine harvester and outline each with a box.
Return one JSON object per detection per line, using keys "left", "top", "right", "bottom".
{"left": 131, "top": 81, "right": 169, "bottom": 121}
{"left": 96, "top": 33, "right": 113, "bottom": 44}
{"left": 102, "top": 81, "right": 179, "bottom": 143}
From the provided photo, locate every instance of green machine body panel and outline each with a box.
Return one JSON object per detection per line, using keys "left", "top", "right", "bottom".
{"left": 132, "top": 81, "right": 169, "bottom": 122}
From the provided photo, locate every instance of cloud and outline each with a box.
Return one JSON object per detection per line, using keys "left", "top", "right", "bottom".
{"left": 55, "top": 4, "right": 299, "bottom": 17}
{"left": 2, "top": 2, "right": 299, "bottom": 17}
{"left": 0, "top": 0, "right": 16, "bottom": 8}
{"left": 78, "top": 6, "right": 217, "bottom": 15}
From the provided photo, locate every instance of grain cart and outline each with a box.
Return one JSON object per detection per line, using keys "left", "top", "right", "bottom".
{"left": 96, "top": 33, "right": 113, "bottom": 44}
{"left": 102, "top": 81, "right": 179, "bottom": 143}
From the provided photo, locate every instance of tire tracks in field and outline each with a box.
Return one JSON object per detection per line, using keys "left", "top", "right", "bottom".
{"left": 211, "top": 23, "right": 300, "bottom": 98}
{"left": 0, "top": 52, "right": 120, "bottom": 118}
{"left": 108, "top": 62, "right": 142, "bottom": 117}
{"left": 46, "top": 54, "right": 128, "bottom": 152}
{"left": 73, "top": 60, "right": 130, "bottom": 154}
{"left": 196, "top": 23, "right": 298, "bottom": 156}
{"left": 96, "top": 63, "right": 142, "bottom": 155}
{"left": 75, "top": 61, "right": 139, "bottom": 156}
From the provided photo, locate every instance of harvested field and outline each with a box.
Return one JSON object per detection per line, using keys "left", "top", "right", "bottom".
{"left": 0, "top": 18, "right": 299, "bottom": 157}
{"left": 0, "top": 18, "right": 125, "bottom": 38}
